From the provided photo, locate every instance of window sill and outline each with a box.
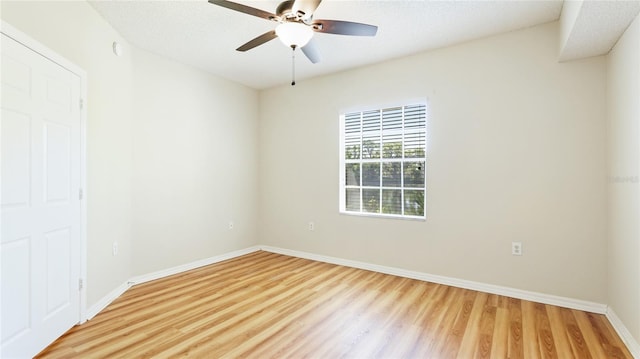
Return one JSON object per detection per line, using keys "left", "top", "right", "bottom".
{"left": 339, "top": 211, "right": 426, "bottom": 221}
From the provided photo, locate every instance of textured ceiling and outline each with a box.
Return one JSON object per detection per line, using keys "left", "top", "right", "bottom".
{"left": 88, "top": 0, "right": 630, "bottom": 90}
{"left": 559, "top": 0, "right": 640, "bottom": 61}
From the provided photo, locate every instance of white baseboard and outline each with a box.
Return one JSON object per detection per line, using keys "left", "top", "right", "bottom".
{"left": 128, "top": 246, "right": 261, "bottom": 286}
{"left": 85, "top": 281, "right": 131, "bottom": 321}
{"left": 607, "top": 308, "right": 640, "bottom": 359}
{"left": 259, "top": 245, "right": 608, "bottom": 314}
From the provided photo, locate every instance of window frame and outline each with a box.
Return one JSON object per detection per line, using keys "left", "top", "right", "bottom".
{"left": 339, "top": 102, "right": 427, "bottom": 220}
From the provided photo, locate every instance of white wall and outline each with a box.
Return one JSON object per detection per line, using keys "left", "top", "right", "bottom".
{"left": 131, "top": 49, "right": 259, "bottom": 275}
{"left": 1, "top": 1, "right": 259, "bottom": 308}
{"left": 607, "top": 13, "right": 640, "bottom": 346}
{"left": 258, "top": 22, "right": 608, "bottom": 303}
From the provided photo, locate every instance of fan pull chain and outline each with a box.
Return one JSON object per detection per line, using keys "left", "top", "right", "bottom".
{"left": 291, "top": 45, "right": 296, "bottom": 86}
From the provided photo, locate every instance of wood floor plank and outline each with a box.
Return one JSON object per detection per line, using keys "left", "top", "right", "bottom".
{"left": 427, "top": 288, "right": 472, "bottom": 358}
{"left": 36, "top": 251, "right": 633, "bottom": 358}
{"left": 411, "top": 284, "right": 458, "bottom": 357}
{"left": 475, "top": 298, "right": 497, "bottom": 358}
{"left": 534, "top": 302, "right": 558, "bottom": 358}
{"left": 490, "top": 306, "right": 510, "bottom": 359}
{"left": 456, "top": 291, "right": 488, "bottom": 358}
{"left": 508, "top": 297, "right": 525, "bottom": 358}
{"left": 546, "top": 305, "right": 581, "bottom": 358}
{"left": 522, "top": 300, "right": 542, "bottom": 358}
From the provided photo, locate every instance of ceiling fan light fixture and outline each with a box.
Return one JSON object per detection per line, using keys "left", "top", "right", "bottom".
{"left": 276, "top": 22, "right": 313, "bottom": 48}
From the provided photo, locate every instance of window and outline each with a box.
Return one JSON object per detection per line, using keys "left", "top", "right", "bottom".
{"left": 340, "top": 103, "right": 427, "bottom": 219}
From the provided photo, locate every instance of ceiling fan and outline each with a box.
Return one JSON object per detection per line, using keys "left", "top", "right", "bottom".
{"left": 208, "top": 0, "right": 378, "bottom": 65}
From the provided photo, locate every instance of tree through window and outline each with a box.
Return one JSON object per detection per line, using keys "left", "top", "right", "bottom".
{"left": 340, "top": 104, "right": 427, "bottom": 218}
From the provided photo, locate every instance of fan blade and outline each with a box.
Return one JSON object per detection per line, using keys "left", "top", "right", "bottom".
{"left": 313, "top": 20, "right": 377, "bottom": 36}
{"left": 292, "top": 0, "right": 322, "bottom": 19}
{"left": 301, "top": 38, "right": 321, "bottom": 63}
{"left": 236, "top": 30, "right": 278, "bottom": 51}
{"left": 208, "top": 0, "right": 277, "bottom": 21}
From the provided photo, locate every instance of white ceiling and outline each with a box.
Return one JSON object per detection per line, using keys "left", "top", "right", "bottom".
{"left": 88, "top": 0, "right": 636, "bottom": 90}
{"left": 559, "top": 0, "right": 640, "bottom": 61}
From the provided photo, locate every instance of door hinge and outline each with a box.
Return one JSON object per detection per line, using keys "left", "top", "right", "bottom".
{"left": 79, "top": 98, "right": 84, "bottom": 110}
{"left": 79, "top": 278, "right": 84, "bottom": 290}
{"left": 79, "top": 188, "right": 84, "bottom": 200}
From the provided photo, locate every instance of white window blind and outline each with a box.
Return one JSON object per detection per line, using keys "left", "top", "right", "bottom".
{"left": 340, "top": 103, "right": 427, "bottom": 218}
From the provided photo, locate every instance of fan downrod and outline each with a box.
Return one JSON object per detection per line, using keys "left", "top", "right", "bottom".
{"left": 291, "top": 45, "right": 297, "bottom": 86}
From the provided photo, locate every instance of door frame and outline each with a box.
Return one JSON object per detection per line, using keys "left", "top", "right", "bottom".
{"left": 1, "top": 20, "right": 88, "bottom": 323}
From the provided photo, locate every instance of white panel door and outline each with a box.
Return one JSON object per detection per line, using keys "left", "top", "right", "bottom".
{"left": 1, "top": 32, "right": 82, "bottom": 358}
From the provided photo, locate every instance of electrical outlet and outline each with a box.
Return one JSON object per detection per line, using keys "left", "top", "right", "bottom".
{"left": 229, "top": 221, "right": 234, "bottom": 230}
{"left": 308, "top": 222, "right": 315, "bottom": 231}
{"left": 112, "top": 242, "right": 119, "bottom": 256}
{"left": 512, "top": 242, "right": 522, "bottom": 256}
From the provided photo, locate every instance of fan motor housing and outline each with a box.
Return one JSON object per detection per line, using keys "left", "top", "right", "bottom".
{"left": 276, "top": 0, "right": 305, "bottom": 20}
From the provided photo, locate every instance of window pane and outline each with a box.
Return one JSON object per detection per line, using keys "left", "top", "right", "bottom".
{"left": 346, "top": 188, "right": 360, "bottom": 212}
{"left": 382, "top": 189, "right": 402, "bottom": 215}
{"left": 382, "top": 107, "right": 403, "bottom": 129}
{"left": 403, "top": 161, "right": 425, "bottom": 188}
{"left": 404, "top": 190, "right": 424, "bottom": 216}
{"left": 363, "top": 189, "right": 380, "bottom": 213}
{"left": 382, "top": 141, "right": 402, "bottom": 158}
{"left": 404, "top": 104, "right": 426, "bottom": 158}
{"left": 362, "top": 110, "right": 380, "bottom": 159}
{"left": 362, "top": 163, "right": 380, "bottom": 186}
{"left": 344, "top": 113, "right": 361, "bottom": 160}
{"left": 382, "top": 107, "right": 403, "bottom": 159}
{"left": 362, "top": 139, "right": 380, "bottom": 159}
{"left": 345, "top": 163, "right": 360, "bottom": 186}
{"left": 382, "top": 162, "right": 401, "bottom": 187}
{"left": 345, "top": 143, "right": 361, "bottom": 160}
{"left": 404, "top": 129, "right": 426, "bottom": 158}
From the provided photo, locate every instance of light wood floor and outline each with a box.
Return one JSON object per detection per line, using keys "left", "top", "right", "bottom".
{"left": 37, "top": 251, "right": 631, "bottom": 358}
